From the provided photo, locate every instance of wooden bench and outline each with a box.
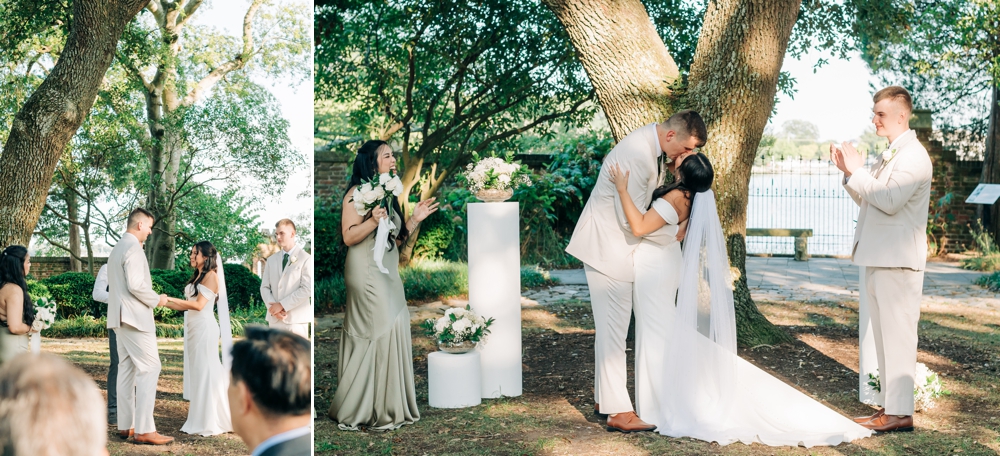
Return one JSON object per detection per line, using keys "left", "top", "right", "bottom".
{"left": 746, "top": 228, "right": 813, "bottom": 261}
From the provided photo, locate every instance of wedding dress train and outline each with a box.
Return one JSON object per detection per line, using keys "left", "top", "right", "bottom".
{"left": 653, "top": 190, "right": 872, "bottom": 447}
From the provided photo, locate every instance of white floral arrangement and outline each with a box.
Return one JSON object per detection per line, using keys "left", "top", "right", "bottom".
{"left": 867, "top": 362, "right": 946, "bottom": 412}
{"left": 31, "top": 297, "right": 57, "bottom": 333}
{"left": 421, "top": 305, "right": 495, "bottom": 345}
{"left": 351, "top": 171, "right": 404, "bottom": 216}
{"left": 461, "top": 152, "right": 531, "bottom": 193}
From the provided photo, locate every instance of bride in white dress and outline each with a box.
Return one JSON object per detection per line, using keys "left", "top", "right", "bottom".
{"left": 163, "top": 241, "right": 233, "bottom": 436}
{"left": 610, "top": 153, "right": 872, "bottom": 447}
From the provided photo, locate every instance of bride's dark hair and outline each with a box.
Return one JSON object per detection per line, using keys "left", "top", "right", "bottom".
{"left": 187, "top": 241, "right": 219, "bottom": 300}
{"left": 649, "top": 152, "right": 714, "bottom": 208}
{"left": 0, "top": 246, "right": 34, "bottom": 326}
{"left": 342, "top": 140, "right": 409, "bottom": 249}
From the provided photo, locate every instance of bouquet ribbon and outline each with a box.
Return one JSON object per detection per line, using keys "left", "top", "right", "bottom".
{"left": 372, "top": 216, "right": 396, "bottom": 274}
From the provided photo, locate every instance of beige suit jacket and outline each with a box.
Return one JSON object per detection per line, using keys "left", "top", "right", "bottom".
{"left": 566, "top": 123, "right": 662, "bottom": 282}
{"left": 260, "top": 245, "right": 313, "bottom": 325}
{"left": 844, "top": 130, "right": 933, "bottom": 270}
{"left": 106, "top": 233, "right": 161, "bottom": 333}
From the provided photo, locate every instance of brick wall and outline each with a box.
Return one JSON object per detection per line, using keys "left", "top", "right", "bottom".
{"left": 315, "top": 150, "right": 353, "bottom": 204}
{"left": 29, "top": 257, "right": 108, "bottom": 280}
{"left": 916, "top": 110, "right": 984, "bottom": 254}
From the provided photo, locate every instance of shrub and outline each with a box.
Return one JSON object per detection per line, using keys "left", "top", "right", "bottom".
{"left": 413, "top": 208, "right": 456, "bottom": 259}
{"left": 316, "top": 274, "right": 346, "bottom": 314}
{"left": 315, "top": 198, "right": 348, "bottom": 278}
{"left": 43, "top": 272, "right": 100, "bottom": 318}
{"left": 222, "top": 263, "right": 264, "bottom": 311}
{"left": 230, "top": 301, "right": 268, "bottom": 336}
{"left": 400, "top": 259, "right": 469, "bottom": 301}
{"left": 963, "top": 221, "right": 1000, "bottom": 271}
{"left": 42, "top": 315, "right": 108, "bottom": 338}
{"left": 521, "top": 265, "right": 559, "bottom": 289}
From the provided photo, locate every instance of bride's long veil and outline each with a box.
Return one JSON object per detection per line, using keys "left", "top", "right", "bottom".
{"left": 215, "top": 253, "right": 234, "bottom": 370}
{"left": 659, "top": 189, "right": 740, "bottom": 438}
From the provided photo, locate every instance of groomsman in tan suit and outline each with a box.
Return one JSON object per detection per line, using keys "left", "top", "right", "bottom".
{"left": 566, "top": 110, "right": 706, "bottom": 433}
{"left": 831, "top": 86, "right": 932, "bottom": 433}
{"left": 261, "top": 219, "right": 313, "bottom": 339}
{"left": 106, "top": 208, "right": 174, "bottom": 445}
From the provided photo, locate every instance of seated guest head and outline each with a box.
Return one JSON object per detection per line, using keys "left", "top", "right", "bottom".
{"left": 228, "top": 325, "right": 311, "bottom": 454}
{"left": 0, "top": 245, "right": 34, "bottom": 327}
{"left": 0, "top": 352, "right": 108, "bottom": 456}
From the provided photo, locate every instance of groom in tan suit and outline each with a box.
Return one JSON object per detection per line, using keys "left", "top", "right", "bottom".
{"left": 831, "top": 86, "right": 932, "bottom": 433}
{"left": 106, "top": 208, "right": 174, "bottom": 445}
{"left": 566, "top": 110, "right": 706, "bottom": 433}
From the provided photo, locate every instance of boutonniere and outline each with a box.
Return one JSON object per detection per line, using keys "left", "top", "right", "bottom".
{"left": 881, "top": 148, "right": 898, "bottom": 163}
{"left": 290, "top": 255, "right": 298, "bottom": 264}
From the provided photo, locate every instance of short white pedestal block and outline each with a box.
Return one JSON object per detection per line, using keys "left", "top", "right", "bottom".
{"left": 858, "top": 266, "right": 882, "bottom": 405}
{"left": 427, "top": 351, "right": 482, "bottom": 409}
{"left": 468, "top": 202, "right": 522, "bottom": 398}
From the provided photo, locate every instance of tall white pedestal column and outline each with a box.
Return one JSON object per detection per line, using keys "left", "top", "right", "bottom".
{"left": 858, "top": 266, "right": 882, "bottom": 405}
{"left": 467, "top": 202, "right": 522, "bottom": 398}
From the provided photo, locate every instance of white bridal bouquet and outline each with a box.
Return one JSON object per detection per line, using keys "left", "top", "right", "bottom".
{"left": 421, "top": 305, "right": 495, "bottom": 353}
{"left": 31, "top": 297, "right": 57, "bottom": 333}
{"left": 462, "top": 152, "right": 531, "bottom": 201}
{"left": 351, "top": 171, "right": 404, "bottom": 274}
{"left": 867, "top": 362, "right": 946, "bottom": 412}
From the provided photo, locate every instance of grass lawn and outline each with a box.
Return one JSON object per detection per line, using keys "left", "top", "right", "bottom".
{"left": 43, "top": 338, "right": 248, "bottom": 456}
{"left": 315, "top": 296, "right": 1000, "bottom": 455}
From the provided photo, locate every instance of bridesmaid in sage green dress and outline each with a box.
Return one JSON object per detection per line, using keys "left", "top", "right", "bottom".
{"left": 330, "top": 140, "right": 439, "bottom": 430}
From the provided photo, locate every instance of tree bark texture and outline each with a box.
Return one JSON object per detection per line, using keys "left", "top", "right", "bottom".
{"left": 66, "top": 184, "right": 81, "bottom": 272}
{"left": 541, "top": 0, "right": 679, "bottom": 140}
{"left": 980, "top": 84, "right": 1000, "bottom": 241}
{"left": 0, "top": 0, "right": 149, "bottom": 247}
{"left": 686, "top": 0, "right": 801, "bottom": 346}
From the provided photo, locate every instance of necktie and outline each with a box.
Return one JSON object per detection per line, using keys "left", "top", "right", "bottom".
{"left": 657, "top": 153, "right": 666, "bottom": 185}
{"left": 282, "top": 253, "right": 289, "bottom": 271}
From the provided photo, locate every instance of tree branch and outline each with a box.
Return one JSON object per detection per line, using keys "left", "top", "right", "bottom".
{"left": 179, "top": 0, "right": 263, "bottom": 107}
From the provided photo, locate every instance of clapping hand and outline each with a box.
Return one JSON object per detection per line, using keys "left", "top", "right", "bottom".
{"left": 830, "top": 142, "right": 864, "bottom": 177}
{"left": 411, "top": 197, "right": 440, "bottom": 223}
{"left": 607, "top": 162, "right": 630, "bottom": 193}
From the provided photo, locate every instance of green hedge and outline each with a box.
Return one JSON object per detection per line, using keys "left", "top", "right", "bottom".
{"left": 316, "top": 260, "right": 559, "bottom": 314}
{"left": 316, "top": 198, "right": 348, "bottom": 278}
{"left": 28, "top": 264, "right": 266, "bottom": 336}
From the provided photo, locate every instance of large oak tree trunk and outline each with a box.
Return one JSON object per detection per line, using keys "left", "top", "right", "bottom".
{"left": 980, "top": 84, "right": 1000, "bottom": 241}
{"left": 541, "top": 0, "right": 679, "bottom": 139}
{"left": 687, "top": 0, "right": 801, "bottom": 346}
{"left": 0, "top": 0, "right": 149, "bottom": 247}
{"left": 543, "top": 0, "right": 800, "bottom": 346}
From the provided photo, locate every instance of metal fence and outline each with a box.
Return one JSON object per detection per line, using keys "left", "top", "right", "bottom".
{"left": 746, "top": 158, "right": 870, "bottom": 257}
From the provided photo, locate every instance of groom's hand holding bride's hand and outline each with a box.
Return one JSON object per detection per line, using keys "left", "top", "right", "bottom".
{"left": 158, "top": 294, "right": 168, "bottom": 307}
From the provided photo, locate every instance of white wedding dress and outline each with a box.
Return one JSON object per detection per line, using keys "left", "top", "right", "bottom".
{"left": 180, "top": 282, "right": 233, "bottom": 436}
{"left": 648, "top": 190, "right": 872, "bottom": 447}
{"left": 633, "top": 197, "right": 682, "bottom": 425}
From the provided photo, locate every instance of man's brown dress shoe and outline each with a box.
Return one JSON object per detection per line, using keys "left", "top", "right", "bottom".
{"left": 606, "top": 411, "right": 656, "bottom": 433}
{"left": 133, "top": 432, "right": 175, "bottom": 445}
{"left": 861, "top": 414, "right": 913, "bottom": 433}
{"left": 117, "top": 428, "right": 134, "bottom": 440}
{"left": 593, "top": 403, "right": 607, "bottom": 418}
{"left": 853, "top": 408, "right": 884, "bottom": 423}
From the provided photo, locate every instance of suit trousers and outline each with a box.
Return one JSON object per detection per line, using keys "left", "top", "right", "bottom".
{"left": 585, "top": 264, "right": 634, "bottom": 414}
{"left": 865, "top": 266, "right": 923, "bottom": 416}
{"left": 269, "top": 320, "right": 310, "bottom": 339}
{"left": 116, "top": 323, "right": 161, "bottom": 434}
{"left": 107, "top": 328, "right": 118, "bottom": 413}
